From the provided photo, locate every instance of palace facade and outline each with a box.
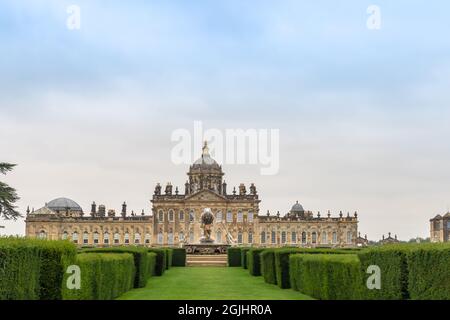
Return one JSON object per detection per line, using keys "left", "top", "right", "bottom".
{"left": 25, "top": 143, "right": 359, "bottom": 248}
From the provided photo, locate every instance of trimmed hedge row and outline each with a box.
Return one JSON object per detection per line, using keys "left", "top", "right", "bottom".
{"left": 227, "top": 247, "right": 242, "bottom": 266}
{"left": 147, "top": 252, "right": 157, "bottom": 276}
{"left": 0, "top": 237, "right": 77, "bottom": 300}
{"left": 260, "top": 249, "right": 276, "bottom": 284}
{"left": 81, "top": 246, "right": 151, "bottom": 288}
{"left": 358, "top": 243, "right": 450, "bottom": 300}
{"left": 406, "top": 244, "right": 450, "bottom": 299}
{"left": 148, "top": 248, "right": 167, "bottom": 275}
{"left": 241, "top": 248, "right": 251, "bottom": 269}
{"left": 165, "top": 248, "right": 173, "bottom": 269}
{"left": 290, "top": 254, "right": 364, "bottom": 300}
{"left": 62, "top": 253, "right": 135, "bottom": 300}
{"left": 247, "top": 248, "right": 265, "bottom": 276}
{"left": 171, "top": 248, "right": 186, "bottom": 266}
{"left": 275, "top": 248, "right": 361, "bottom": 289}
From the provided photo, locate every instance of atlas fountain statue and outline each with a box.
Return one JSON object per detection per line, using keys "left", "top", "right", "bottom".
{"left": 200, "top": 208, "right": 214, "bottom": 243}
{"left": 184, "top": 207, "right": 230, "bottom": 254}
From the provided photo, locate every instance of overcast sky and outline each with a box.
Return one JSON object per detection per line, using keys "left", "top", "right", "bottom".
{"left": 1, "top": 0, "right": 450, "bottom": 240}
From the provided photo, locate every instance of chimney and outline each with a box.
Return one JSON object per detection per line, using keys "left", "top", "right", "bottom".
{"left": 98, "top": 205, "right": 106, "bottom": 217}
{"left": 222, "top": 181, "right": 227, "bottom": 195}
{"left": 122, "top": 201, "right": 127, "bottom": 217}
{"left": 91, "top": 201, "right": 97, "bottom": 216}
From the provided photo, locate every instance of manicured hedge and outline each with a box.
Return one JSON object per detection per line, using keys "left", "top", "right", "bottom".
{"left": 275, "top": 248, "right": 361, "bottom": 289}
{"left": 147, "top": 252, "right": 157, "bottom": 276}
{"left": 260, "top": 249, "right": 277, "bottom": 284}
{"left": 291, "top": 254, "right": 364, "bottom": 300}
{"left": 0, "top": 237, "right": 42, "bottom": 299}
{"left": 171, "top": 248, "right": 186, "bottom": 266}
{"left": 148, "top": 248, "right": 167, "bottom": 275}
{"left": 82, "top": 247, "right": 151, "bottom": 288}
{"left": 241, "top": 248, "right": 251, "bottom": 269}
{"left": 247, "top": 248, "right": 265, "bottom": 276}
{"left": 62, "top": 253, "right": 135, "bottom": 300}
{"left": 406, "top": 243, "right": 450, "bottom": 300}
{"left": 165, "top": 248, "right": 173, "bottom": 269}
{"left": 227, "top": 247, "right": 242, "bottom": 267}
{"left": 357, "top": 245, "right": 409, "bottom": 300}
{"left": 0, "top": 237, "right": 77, "bottom": 300}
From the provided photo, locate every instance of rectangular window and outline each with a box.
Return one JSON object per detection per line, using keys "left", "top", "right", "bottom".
{"left": 227, "top": 211, "right": 233, "bottom": 223}
{"left": 237, "top": 233, "right": 243, "bottom": 244}
{"left": 248, "top": 233, "right": 253, "bottom": 244}
{"left": 322, "top": 232, "right": 327, "bottom": 244}
{"left": 291, "top": 232, "right": 297, "bottom": 243}
{"left": 261, "top": 232, "right": 266, "bottom": 244}
{"left": 332, "top": 232, "right": 337, "bottom": 244}
{"left": 179, "top": 211, "right": 184, "bottom": 221}
{"left": 237, "top": 211, "right": 243, "bottom": 223}
{"left": 271, "top": 231, "right": 276, "bottom": 244}
{"left": 281, "top": 231, "right": 286, "bottom": 244}
{"left": 248, "top": 212, "right": 253, "bottom": 223}
{"left": 347, "top": 231, "right": 352, "bottom": 244}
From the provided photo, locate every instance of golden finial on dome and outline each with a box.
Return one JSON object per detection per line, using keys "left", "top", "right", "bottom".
{"left": 202, "top": 140, "right": 210, "bottom": 156}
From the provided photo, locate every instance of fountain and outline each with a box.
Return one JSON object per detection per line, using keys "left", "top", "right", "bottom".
{"left": 184, "top": 208, "right": 230, "bottom": 254}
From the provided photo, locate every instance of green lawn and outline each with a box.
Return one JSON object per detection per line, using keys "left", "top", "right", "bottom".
{"left": 118, "top": 267, "right": 312, "bottom": 300}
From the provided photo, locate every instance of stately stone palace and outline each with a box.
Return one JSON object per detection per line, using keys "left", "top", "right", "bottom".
{"left": 25, "top": 143, "right": 359, "bottom": 248}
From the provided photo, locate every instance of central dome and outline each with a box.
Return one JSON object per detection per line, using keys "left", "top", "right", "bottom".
{"left": 47, "top": 197, "right": 83, "bottom": 212}
{"left": 192, "top": 141, "right": 220, "bottom": 169}
{"left": 291, "top": 201, "right": 304, "bottom": 212}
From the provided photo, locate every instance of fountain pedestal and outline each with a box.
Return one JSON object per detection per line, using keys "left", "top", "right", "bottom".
{"left": 184, "top": 243, "right": 230, "bottom": 255}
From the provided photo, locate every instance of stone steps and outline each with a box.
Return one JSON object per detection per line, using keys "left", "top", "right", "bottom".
{"left": 186, "top": 254, "right": 228, "bottom": 267}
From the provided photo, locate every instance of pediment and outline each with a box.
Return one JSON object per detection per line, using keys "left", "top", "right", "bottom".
{"left": 185, "top": 189, "right": 228, "bottom": 203}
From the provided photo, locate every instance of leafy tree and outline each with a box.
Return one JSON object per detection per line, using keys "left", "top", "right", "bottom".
{"left": 0, "top": 163, "right": 21, "bottom": 220}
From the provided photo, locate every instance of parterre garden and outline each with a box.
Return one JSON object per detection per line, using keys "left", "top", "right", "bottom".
{"left": 228, "top": 243, "right": 450, "bottom": 300}
{"left": 1, "top": 236, "right": 449, "bottom": 300}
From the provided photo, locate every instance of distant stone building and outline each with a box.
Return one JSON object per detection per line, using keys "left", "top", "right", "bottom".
{"left": 430, "top": 212, "right": 450, "bottom": 243}
{"left": 379, "top": 232, "right": 399, "bottom": 245}
{"left": 25, "top": 142, "right": 359, "bottom": 248}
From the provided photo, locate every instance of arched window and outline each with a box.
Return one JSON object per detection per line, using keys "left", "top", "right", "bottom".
{"left": 189, "top": 231, "right": 194, "bottom": 243}
{"left": 168, "top": 231, "right": 174, "bottom": 245}
{"left": 83, "top": 231, "right": 88, "bottom": 244}
{"left": 216, "top": 211, "right": 223, "bottom": 223}
{"left": 168, "top": 210, "right": 174, "bottom": 222}
{"left": 104, "top": 232, "right": 109, "bottom": 245}
{"left": 158, "top": 210, "right": 164, "bottom": 223}
{"left": 216, "top": 230, "right": 222, "bottom": 243}
{"left": 157, "top": 232, "right": 163, "bottom": 244}
{"left": 248, "top": 211, "right": 254, "bottom": 223}
{"left": 237, "top": 232, "right": 243, "bottom": 244}
{"left": 124, "top": 232, "right": 130, "bottom": 244}
{"left": 237, "top": 211, "right": 243, "bottom": 223}
{"left": 179, "top": 231, "right": 184, "bottom": 242}
{"left": 226, "top": 210, "right": 233, "bottom": 223}
{"left": 301, "top": 232, "right": 307, "bottom": 244}
{"left": 134, "top": 233, "right": 141, "bottom": 244}
{"left": 93, "top": 231, "right": 99, "bottom": 245}
{"left": 332, "top": 232, "right": 338, "bottom": 244}
{"left": 281, "top": 231, "right": 286, "bottom": 244}
{"left": 312, "top": 232, "right": 317, "bottom": 244}
{"left": 62, "top": 231, "right": 68, "bottom": 240}
{"left": 248, "top": 232, "right": 253, "bottom": 244}
{"left": 189, "top": 210, "right": 195, "bottom": 222}
{"left": 261, "top": 231, "right": 266, "bottom": 244}
{"left": 347, "top": 231, "right": 352, "bottom": 244}
{"left": 145, "top": 233, "right": 151, "bottom": 244}
{"left": 271, "top": 231, "right": 276, "bottom": 244}
{"left": 39, "top": 230, "right": 47, "bottom": 240}
{"left": 291, "top": 231, "right": 297, "bottom": 243}
{"left": 321, "top": 232, "right": 328, "bottom": 244}
{"left": 114, "top": 232, "right": 120, "bottom": 244}
{"left": 179, "top": 210, "right": 184, "bottom": 222}
{"left": 72, "top": 232, "right": 79, "bottom": 244}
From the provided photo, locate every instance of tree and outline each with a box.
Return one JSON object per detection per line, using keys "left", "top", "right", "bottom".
{"left": 0, "top": 163, "right": 21, "bottom": 220}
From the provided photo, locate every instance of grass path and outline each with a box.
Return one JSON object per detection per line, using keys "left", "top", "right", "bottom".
{"left": 118, "top": 267, "right": 312, "bottom": 300}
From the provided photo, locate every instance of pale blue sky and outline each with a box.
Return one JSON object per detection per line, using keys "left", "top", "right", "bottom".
{"left": 1, "top": 1, "right": 450, "bottom": 239}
